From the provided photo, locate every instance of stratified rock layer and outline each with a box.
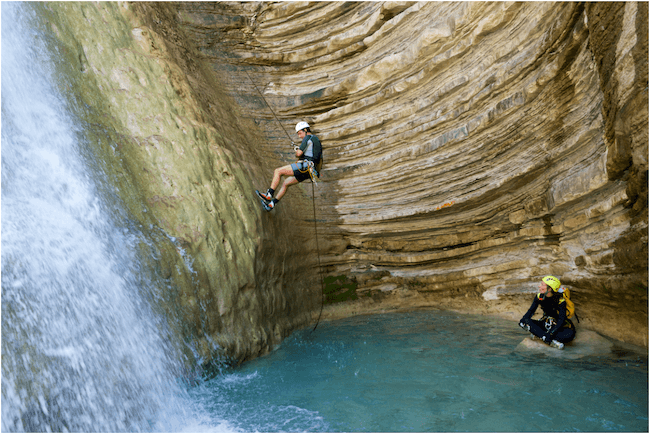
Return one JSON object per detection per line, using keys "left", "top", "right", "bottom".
{"left": 37, "top": 1, "right": 647, "bottom": 363}
{"left": 177, "top": 2, "right": 648, "bottom": 346}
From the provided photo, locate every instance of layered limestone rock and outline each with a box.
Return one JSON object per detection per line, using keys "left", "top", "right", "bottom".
{"left": 38, "top": 2, "right": 321, "bottom": 368}
{"left": 35, "top": 0, "right": 647, "bottom": 365}
{"left": 176, "top": 2, "right": 648, "bottom": 346}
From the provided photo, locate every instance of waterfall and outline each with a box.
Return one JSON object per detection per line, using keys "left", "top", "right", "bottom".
{"left": 1, "top": 3, "right": 224, "bottom": 431}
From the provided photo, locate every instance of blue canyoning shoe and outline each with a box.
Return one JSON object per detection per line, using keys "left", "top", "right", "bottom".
{"left": 262, "top": 200, "right": 275, "bottom": 212}
{"left": 256, "top": 189, "right": 273, "bottom": 201}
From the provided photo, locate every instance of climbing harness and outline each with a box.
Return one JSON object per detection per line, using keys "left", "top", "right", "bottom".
{"left": 541, "top": 314, "right": 575, "bottom": 332}
{"left": 543, "top": 316, "right": 556, "bottom": 332}
{"left": 244, "top": 68, "right": 325, "bottom": 333}
{"left": 303, "top": 160, "right": 319, "bottom": 184}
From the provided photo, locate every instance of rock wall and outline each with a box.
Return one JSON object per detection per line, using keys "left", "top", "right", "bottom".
{"left": 34, "top": 1, "right": 647, "bottom": 363}
{"left": 176, "top": 2, "right": 648, "bottom": 346}
{"left": 38, "top": 2, "right": 321, "bottom": 369}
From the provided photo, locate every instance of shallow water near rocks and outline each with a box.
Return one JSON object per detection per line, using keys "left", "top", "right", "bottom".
{"left": 191, "top": 310, "right": 648, "bottom": 432}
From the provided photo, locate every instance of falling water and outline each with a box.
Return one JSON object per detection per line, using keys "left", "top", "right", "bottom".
{"left": 1, "top": 3, "right": 229, "bottom": 431}
{"left": 3, "top": 4, "right": 647, "bottom": 433}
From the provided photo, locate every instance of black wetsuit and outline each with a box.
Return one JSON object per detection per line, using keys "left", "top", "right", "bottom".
{"left": 521, "top": 293, "right": 576, "bottom": 343}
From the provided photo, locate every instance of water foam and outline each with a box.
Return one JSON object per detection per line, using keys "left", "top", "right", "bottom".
{"left": 1, "top": 4, "right": 233, "bottom": 431}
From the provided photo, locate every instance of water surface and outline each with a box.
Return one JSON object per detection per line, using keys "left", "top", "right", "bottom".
{"left": 191, "top": 310, "right": 648, "bottom": 432}
{"left": 3, "top": 3, "right": 647, "bottom": 432}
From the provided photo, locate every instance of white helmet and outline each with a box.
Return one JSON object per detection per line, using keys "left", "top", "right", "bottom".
{"left": 295, "top": 121, "right": 310, "bottom": 132}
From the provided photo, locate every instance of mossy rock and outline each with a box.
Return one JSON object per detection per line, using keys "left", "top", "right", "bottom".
{"left": 324, "top": 275, "right": 359, "bottom": 304}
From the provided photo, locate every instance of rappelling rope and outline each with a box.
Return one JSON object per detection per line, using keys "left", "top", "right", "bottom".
{"left": 244, "top": 68, "right": 325, "bottom": 333}
{"left": 244, "top": 69, "right": 294, "bottom": 147}
{"left": 310, "top": 181, "right": 325, "bottom": 333}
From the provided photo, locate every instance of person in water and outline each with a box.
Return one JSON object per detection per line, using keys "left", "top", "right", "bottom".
{"left": 519, "top": 275, "right": 576, "bottom": 349}
{"left": 257, "top": 121, "right": 322, "bottom": 211}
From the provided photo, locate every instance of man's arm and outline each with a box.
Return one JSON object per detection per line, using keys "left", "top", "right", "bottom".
{"left": 294, "top": 136, "right": 308, "bottom": 158}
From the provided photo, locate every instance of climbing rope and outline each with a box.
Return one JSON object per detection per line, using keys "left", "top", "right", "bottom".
{"left": 244, "top": 68, "right": 325, "bottom": 332}
{"left": 310, "top": 181, "right": 325, "bottom": 333}
{"left": 244, "top": 69, "right": 294, "bottom": 147}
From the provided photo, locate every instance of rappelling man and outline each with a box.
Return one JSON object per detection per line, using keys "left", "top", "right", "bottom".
{"left": 256, "top": 121, "right": 322, "bottom": 211}
{"left": 518, "top": 275, "right": 576, "bottom": 349}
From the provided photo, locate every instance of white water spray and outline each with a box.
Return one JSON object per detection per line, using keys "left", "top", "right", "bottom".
{"left": 1, "top": 4, "right": 231, "bottom": 431}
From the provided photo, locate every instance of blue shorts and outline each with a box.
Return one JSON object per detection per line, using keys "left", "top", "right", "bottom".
{"left": 291, "top": 160, "right": 318, "bottom": 182}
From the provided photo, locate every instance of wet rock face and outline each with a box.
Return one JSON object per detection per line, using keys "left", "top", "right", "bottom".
{"left": 177, "top": 2, "right": 648, "bottom": 346}
{"left": 40, "top": 2, "right": 321, "bottom": 367}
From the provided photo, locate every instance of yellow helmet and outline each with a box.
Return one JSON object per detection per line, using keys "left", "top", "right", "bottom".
{"left": 542, "top": 275, "right": 561, "bottom": 291}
